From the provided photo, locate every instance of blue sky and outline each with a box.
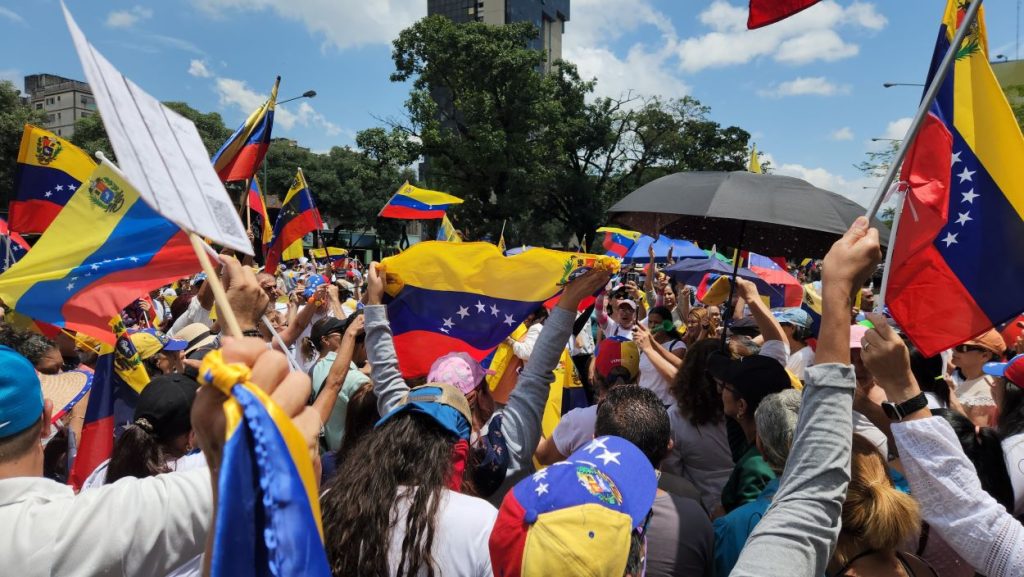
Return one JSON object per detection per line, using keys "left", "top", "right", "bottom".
{"left": 1, "top": 0, "right": 1020, "bottom": 208}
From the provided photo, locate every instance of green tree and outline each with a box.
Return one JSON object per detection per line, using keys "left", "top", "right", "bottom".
{"left": 0, "top": 80, "right": 48, "bottom": 204}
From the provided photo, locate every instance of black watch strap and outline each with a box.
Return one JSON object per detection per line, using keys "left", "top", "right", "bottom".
{"left": 882, "top": 392, "right": 929, "bottom": 422}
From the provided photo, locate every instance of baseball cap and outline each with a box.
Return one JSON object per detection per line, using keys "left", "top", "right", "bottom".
{"left": 707, "top": 352, "right": 792, "bottom": 409}
{"left": 310, "top": 317, "right": 346, "bottom": 345}
{"left": 985, "top": 354, "right": 1024, "bottom": 386}
{"left": 962, "top": 329, "right": 1008, "bottom": 357}
{"left": 376, "top": 384, "right": 473, "bottom": 441}
{"left": 489, "top": 435, "right": 658, "bottom": 577}
{"left": 726, "top": 316, "right": 760, "bottom": 338}
{"left": 129, "top": 329, "right": 187, "bottom": 360}
{"left": 0, "top": 345, "right": 44, "bottom": 439}
{"left": 427, "top": 352, "right": 495, "bottom": 396}
{"left": 616, "top": 299, "right": 638, "bottom": 310}
{"left": 303, "top": 274, "right": 328, "bottom": 299}
{"left": 134, "top": 374, "right": 198, "bottom": 442}
{"left": 773, "top": 308, "right": 812, "bottom": 329}
{"left": 595, "top": 338, "right": 640, "bottom": 383}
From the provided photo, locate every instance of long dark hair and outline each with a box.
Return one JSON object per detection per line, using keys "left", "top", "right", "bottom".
{"left": 332, "top": 381, "right": 379, "bottom": 470}
{"left": 934, "top": 408, "right": 1015, "bottom": 512}
{"left": 670, "top": 338, "right": 724, "bottom": 426}
{"left": 106, "top": 420, "right": 172, "bottom": 483}
{"left": 999, "top": 379, "right": 1024, "bottom": 439}
{"left": 321, "top": 412, "right": 461, "bottom": 577}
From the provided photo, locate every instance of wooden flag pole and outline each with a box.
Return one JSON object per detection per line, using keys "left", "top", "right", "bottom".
{"left": 245, "top": 179, "right": 252, "bottom": 234}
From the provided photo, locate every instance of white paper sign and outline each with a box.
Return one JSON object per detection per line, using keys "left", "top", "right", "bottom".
{"left": 62, "top": 3, "right": 253, "bottom": 255}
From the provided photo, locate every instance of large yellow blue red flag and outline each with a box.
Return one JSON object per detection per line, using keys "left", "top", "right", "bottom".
{"left": 887, "top": 0, "right": 1024, "bottom": 356}
{"left": 198, "top": 350, "right": 330, "bottom": 577}
{"left": 382, "top": 241, "right": 617, "bottom": 377}
{"left": 265, "top": 169, "right": 323, "bottom": 274}
{"left": 596, "top": 226, "right": 642, "bottom": 259}
{"left": 11, "top": 125, "right": 96, "bottom": 234}
{"left": 212, "top": 77, "right": 279, "bottom": 182}
{"left": 0, "top": 162, "right": 199, "bottom": 345}
{"left": 379, "top": 181, "right": 463, "bottom": 219}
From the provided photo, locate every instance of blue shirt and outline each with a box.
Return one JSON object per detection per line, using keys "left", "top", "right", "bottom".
{"left": 713, "top": 478, "right": 780, "bottom": 577}
{"left": 311, "top": 352, "right": 370, "bottom": 452}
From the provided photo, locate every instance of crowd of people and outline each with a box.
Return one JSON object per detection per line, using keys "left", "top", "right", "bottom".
{"left": 3, "top": 216, "right": 1024, "bottom": 576}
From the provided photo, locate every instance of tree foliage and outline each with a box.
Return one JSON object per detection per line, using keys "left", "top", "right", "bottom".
{"left": 0, "top": 81, "right": 48, "bottom": 204}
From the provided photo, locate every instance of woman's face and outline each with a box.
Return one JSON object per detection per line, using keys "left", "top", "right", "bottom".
{"left": 708, "top": 306, "right": 722, "bottom": 325}
{"left": 663, "top": 287, "right": 676, "bottom": 308}
{"left": 686, "top": 313, "right": 702, "bottom": 332}
{"left": 155, "top": 350, "right": 184, "bottom": 375}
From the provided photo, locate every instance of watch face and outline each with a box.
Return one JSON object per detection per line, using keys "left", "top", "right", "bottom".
{"left": 882, "top": 402, "right": 900, "bottom": 421}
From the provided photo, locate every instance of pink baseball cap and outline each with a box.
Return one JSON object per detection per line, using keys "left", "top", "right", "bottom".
{"left": 849, "top": 324, "right": 869, "bottom": 349}
{"left": 427, "top": 352, "right": 495, "bottom": 395}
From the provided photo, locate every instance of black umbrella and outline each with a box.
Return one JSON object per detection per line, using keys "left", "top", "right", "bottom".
{"left": 606, "top": 171, "right": 889, "bottom": 259}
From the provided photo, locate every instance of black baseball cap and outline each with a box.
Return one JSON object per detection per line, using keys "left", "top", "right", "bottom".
{"left": 134, "top": 374, "right": 198, "bottom": 442}
{"left": 707, "top": 352, "right": 792, "bottom": 411}
{"left": 310, "top": 317, "right": 346, "bottom": 345}
{"left": 726, "top": 316, "right": 761, "bottom": 338}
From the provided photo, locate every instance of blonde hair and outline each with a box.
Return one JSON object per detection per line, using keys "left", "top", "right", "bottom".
{"left": 834, "top": 434, "right": 921, "bottom": 568}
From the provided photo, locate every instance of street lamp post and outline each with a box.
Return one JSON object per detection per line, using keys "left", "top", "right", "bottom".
{"left": 263, "top": 89, "right": 317, "bottom": 194}
{"left": 882, "top": 82, "right": 925, "bottom": 88}
{"left": 871, "top": 138, "right": 902, "bottom": 142}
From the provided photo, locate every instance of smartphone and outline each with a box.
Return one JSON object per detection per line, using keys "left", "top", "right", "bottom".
{"left": 625, "top": 271, "right": 639, "bottom": 285}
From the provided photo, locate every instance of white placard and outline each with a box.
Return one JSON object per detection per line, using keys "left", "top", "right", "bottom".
{"left": 62, "top": 3, "right": 253, "bottom": 255}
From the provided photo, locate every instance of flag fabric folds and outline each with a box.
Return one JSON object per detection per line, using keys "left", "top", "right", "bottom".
{"left": 248, "top": 179, "right": 273, "bottom": 255}
{"left": 265, "top": 169, "right": 323, "bottom": 275}
{"left": 11, "top": 125, "right": 97, "bottom": 234}
{"left": 199, "top": 350, "right": 330, "bottom": 577}
{"left": 747, "top": 0, "right": 822, "bottom": 29}
{"left": 381, "top": 242, "right": 609, "bottom": 377}
{"left": 748, "top": 145, "right": 762, "bottom": 173}
{"left": 68, "top": 316, "right": 146, "bottom": 490}
{"left": 0, "top": 162, "right": 199, "bottom": 345}
{"left": 379, "top": 181, "right": 463, "bottom": 219}
{"left": 887, "top": 0, "right": 1024, "bottom": 356}
{"left": 437, "top": 214, "right": 463, "bottom": 242}
{"left": 212, "top": 77, "right": 279, "bottom": 182}
{"left": 597, "top": 227, "right": 642, "bottom": 259}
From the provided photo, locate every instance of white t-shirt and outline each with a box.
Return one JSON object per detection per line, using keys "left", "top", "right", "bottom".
{"left": 388, "top": 486, "right": 497, "bottom": 577}
{"left": 601, "top": 317, "right": 634, "bottom": 340}
{"left": 639, "top": 340, "right": 686, "bottom": 406}
{"left": 551, "top": 404, "right": 598, "bottom": 457}
{"left": 759, "top": 340, "right": 790, "bottom": 367}
{"left": 786, "top": 346, "right": 815, "bottom": 381}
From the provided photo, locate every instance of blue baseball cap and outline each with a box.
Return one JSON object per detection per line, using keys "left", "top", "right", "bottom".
{"left": 303, "top": 274, "right": 328, "bottom": 299}
{"left": 0, "top": 345, "right": 44, "bottom": 439}
{"left": 375, "top": 384, "right": 472, "bottom": 440}
{"left": 773, "top": 307, "right": 813, "bottom": 329}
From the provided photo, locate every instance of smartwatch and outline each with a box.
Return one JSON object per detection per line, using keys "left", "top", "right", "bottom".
{"left": 881, "top": 392, "right": 928, "bottom": 422}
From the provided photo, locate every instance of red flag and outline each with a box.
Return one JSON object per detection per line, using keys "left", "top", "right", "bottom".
{"left": 748, "top": 0, "right": 821, "bottom": 29}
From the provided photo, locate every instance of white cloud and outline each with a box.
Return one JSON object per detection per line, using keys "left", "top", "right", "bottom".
{"left": 883, "top": 117, "right": 912, "bottom": 140}
{"left": 106, "top": 6, "right": 153, "bottom": 28}
{"left": 149, "top": 33, "right": 204, "bottom": 55}
{"left": 758, "top": 76, "right": 850, "bottom": 97}
{"left": 188, "top": 59, "right": 213, "bottom": 78}
{"left": 677, "top": 1, "right": 886, "bottom": 72}
{"left": 0, "top": 7, "right": 25, "bottom": 25}
{"left": 830, "top": 127, "right": 855, "bottom": 141}
{"left": 214, "top": 77, "right": 343, "bottom": 136}
{"left": 192, "top": 0, "right": 422, "bottom": 50}
{"left": 763, "top": 153, "right": 877, "bottom": 207}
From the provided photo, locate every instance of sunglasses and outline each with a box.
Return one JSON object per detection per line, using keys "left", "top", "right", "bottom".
{"left": 954, "top": 344, "right": 989, "bottom": 354}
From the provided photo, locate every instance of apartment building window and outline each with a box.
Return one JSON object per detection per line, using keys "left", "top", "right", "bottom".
{"left": 35, "top": 103, "right": 42, "bottom": 110}
{"left": 57, "top": 95, "right": 61, "bottom": 102}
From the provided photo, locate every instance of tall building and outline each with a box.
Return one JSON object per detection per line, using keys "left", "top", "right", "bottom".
{"left": 23, "top": 74, "right": 96, "bottom": 139}
{"left": 427, "top": 0, "right": 570, "bottom": 70}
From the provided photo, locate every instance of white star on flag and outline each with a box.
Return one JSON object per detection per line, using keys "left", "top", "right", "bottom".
{"left": 55, "top": 184, "right": 63, "bottom": 191}
{"left": 941, "top": 232, "right": 959, "bottom": 247}
{"left": 955, "top": 212, "right": 972, "bottom": 226}
{"left": 129, "top": 256, "right": 139, "bottom": 262}
{"left": 961, "top": 189, "right": 979, "bottom": 204}
{"left": 596, "top": 449, "right": 621, "bottom": 465}
{"left": 440, "top": 327, "right": 451, "bottom": 334}
{"left": 490, "top": 304, "right": 500, "bottom": 317}
{"left": 90, "top": 264, "right": 100, "bottom": 270}
{"left": 503, "top": 314, "right": 516, "bottom": 326}
{"left": 584, "top": 438, "right": 608, "bottom": 454}
{"left": 475, "top": 301, "right": 486, "bottom": 313}
{"left": 957, "top": 167, "right": 975, "bottom": 183}
{"left": 532, "top": 469, "right": 548, "bottom": 482}
{"left": 951, "top": 150, "right": 962, "bottom": 164}
{"left": 535, "top": 482, "right": 549, "bottom": 496}
{"left": 66, "top": 282, "right": 75, "bottom": 291}
{"left": 442, "top": 318, "right": 455, "bottom": 329}
{"left": 457, "top": 306, "right": 470, "bottom": 319}
{"left": 44, "top": 191, "right": 52, "bottom": 198}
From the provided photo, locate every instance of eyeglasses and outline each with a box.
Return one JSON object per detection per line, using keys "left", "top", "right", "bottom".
{"left": 954, "top": 344, "right": 988, "bottom": 354}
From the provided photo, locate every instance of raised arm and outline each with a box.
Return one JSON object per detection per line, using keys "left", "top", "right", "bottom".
{"left": 732, "top": 217, "right": 881, "bottom": 577}
{"left": 633, "top": 323, "right": 680, "bottom": 383}
{"left": 363, "top": 262, "right": 410, "bottom": 416}
{"left": 734, "top": 277, "right": 785, "bottom": 345}
{"left": 311, "top": 315, "right": 363, "bottom": 426}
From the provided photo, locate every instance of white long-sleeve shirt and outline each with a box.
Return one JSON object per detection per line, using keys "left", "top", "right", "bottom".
{"left": 893, "top": 416, "right": 1024, "bottom": 577}
{"left": 0, "top": 469, "right": 211, "bottom": 577}
{"left": 511, "top": 323, "right": 543, "bottom": 361}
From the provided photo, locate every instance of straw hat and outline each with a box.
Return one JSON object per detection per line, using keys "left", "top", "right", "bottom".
{"left": 40, "top": 369, "right": 93, "bottom": 422}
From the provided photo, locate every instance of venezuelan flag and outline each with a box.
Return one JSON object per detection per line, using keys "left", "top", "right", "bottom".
{"left": 437, "top": 214, "right": 462, "bottom": 242}
{"left": 379, "top": 181, "right": 463, "bottom": 220}
{"left": 888, "top": 0, "right": 1024, "bottom": 356}
{"left": 199, "top": 351, "right": 330, "bottom": 577}
{"left": 212, "top": 77, "right": 279, "bottom": 183}
{"left": 748, "top": 144, "right": 762, "bottom": 173}
{"left": 0, "top": 163, "right": 199, "bottom": 345}
{"left": 0, "top": 217, "right": 30, "bottom": 272}
{"left": 309, "top": 246, "right": 347, "bottom": 262}
{"left": 68, "top": 316, "right": 146, "bottom": 491}
{"left": 597, "top": 226, "right": 641, "bottom": 259}
{"left": 248, "top": 179, "right": 273, "bottom": 255}
{"left": 265, "top": 169, "right": 323, "bottom": 274}
{"left": 11, "top": 125, "right": 96, "bottom": 234}
{"left": 382, "top": 242, "right": 613, "bottom": 377}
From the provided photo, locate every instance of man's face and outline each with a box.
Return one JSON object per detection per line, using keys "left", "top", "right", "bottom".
{"left": 258, "top": 274, "right": 280, "bottom": 301}
{"left": 36, "top": 347, "right": 64, "bottom": 375}
{"left": 614, "top": 304, "right": 636, "bottom": 327}
{"left": 155, "top": 350, "right": 184, "bottom": 375}
{"left": 861, "top": 288, "right": 875, "bottom": 312}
